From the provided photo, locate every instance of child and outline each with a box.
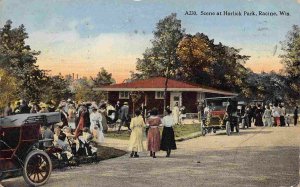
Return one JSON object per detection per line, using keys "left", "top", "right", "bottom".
{"left": 92, "top": 125, "right": 105, "bottom": 144}
{"left": 285, "top": 114, "right": 291, "bottom": 127}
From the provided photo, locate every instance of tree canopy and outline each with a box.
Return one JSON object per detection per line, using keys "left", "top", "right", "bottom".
{"left": 91, "top": 67, "right": 116, "bottom": 87}
{"left": 131, "top": 14, "right": 299, "bottom": 104}
{"left": 134, "top": 13, "right": 184, "bottom": 79}
{"left": 279, "top": 25, "right": 300, "bottom": 103}
{"left": 0, "top": 20, "right": 47, "bottom": 102}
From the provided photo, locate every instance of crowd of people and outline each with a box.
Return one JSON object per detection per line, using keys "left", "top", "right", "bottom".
{"left": 2, "top": 99, "right": 112, "bottom": 161}
{"left": 2, "top": 99, "right": 182, "bottom": 159}
{"left": 244, "top": 103, "right": 298, "bottom": 127}
{"left": 197, "top": 101, "right": 299, "bottom": 127}
{"left": 2, "top": 98, "right": 298, "bottom": 160}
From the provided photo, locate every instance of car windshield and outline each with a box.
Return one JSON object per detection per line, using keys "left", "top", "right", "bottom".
{"left": 206, "top": 99, "right": 229, "bottom": 110}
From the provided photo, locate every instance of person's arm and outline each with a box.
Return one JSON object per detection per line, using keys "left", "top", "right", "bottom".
{"left": 160, "top": 118, "right": 165, "bottom": 127}
{"left": 89, "top": 114, "right": 94, "bottom": 125}
{"left": 157, "top": 118, "right": 162, "bottom": 126}
{"left": 130, "top": 118, "right": 134, "bottom": 129}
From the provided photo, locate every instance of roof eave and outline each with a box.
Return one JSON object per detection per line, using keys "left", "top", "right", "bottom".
{"left": 93, "top": 87, "right": 237, "bottom": 96}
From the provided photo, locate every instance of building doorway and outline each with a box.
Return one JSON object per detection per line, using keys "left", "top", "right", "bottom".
{"left": 170, "top": 92, "right": 182, "bottom": 108}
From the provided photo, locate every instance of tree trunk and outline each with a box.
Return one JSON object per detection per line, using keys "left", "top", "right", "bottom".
{"left": 132, "top": 103, "right": 135, "bottom": 117}
{"left": 163, "top": 67, "right": 170, "bottom": 116}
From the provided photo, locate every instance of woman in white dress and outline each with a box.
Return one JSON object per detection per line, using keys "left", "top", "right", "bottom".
{"left": 172, "top": 102, "right": 180, "bottom": 125}
{"left": 90, "top": 107, "right": 105, "bottom": 144}
{"left": 128, "top": 109, "right": 145, "bottom": 158}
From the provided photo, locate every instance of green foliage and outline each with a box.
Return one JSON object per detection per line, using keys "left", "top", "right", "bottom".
{"left": 0, "top": 69, "right": 18, "bottom": 109}
{"left": 73, "top": 77, "right": 107, "bottom": 103}
{"left": 280, "top": 25, "right": 300, "bottom": 79}
{"left": 280, "top": 25, "right": 300, "bottom": 103}
{"left": 0, "top": 20, "right": 47, "bottom": 102}
{"left": 41, "top": 75, "right": 73, "bottom": 104}
{"left": 134, "top": 13, "right": 184, "bottom": 78}
{"left": 209, "top": 44, "right": 250, "bottom": 92}
{"left": 92, "top": 67, "right": 115, "bottom": 86}
{"left": 177, "top": 33, "right": 250, "bottom": 92}
{"left": 243, "top": 72, "right": 293, "bottom": 104}
{"left": 133, "top": 13, "right": 250, "bottom": 93}
{"left": 177, "top": 33, "right": 215, "bottom": 81}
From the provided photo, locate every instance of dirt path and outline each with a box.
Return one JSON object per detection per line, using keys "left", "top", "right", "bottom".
{"left": 2, "top": 126, "right": 300, "bottom": 187}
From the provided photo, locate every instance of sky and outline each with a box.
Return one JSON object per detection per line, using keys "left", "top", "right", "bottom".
{"left": 0, "top": 0, "right": 299, "bottom": 83}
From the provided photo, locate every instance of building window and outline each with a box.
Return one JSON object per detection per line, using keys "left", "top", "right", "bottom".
{"left": 155, "top": 91, "right": 164, "bottom": 99}
{"left": 119, "top": 91, "right": 129, "bottom": 99}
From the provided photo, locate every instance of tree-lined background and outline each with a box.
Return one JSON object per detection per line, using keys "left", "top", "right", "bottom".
{"left": 0, "top": 13, "right": 299, "bottom": 111}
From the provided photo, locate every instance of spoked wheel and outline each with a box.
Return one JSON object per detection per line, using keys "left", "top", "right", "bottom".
{"left": 226, "top": 121, "right": 231, "bottom": 136}
{"left": 23, "top": 150, "right": 52, "bottom": 186}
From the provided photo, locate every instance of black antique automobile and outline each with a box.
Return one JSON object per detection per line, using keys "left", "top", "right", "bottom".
{"left": 200, "top": 97, "right": 240, "bottom": 136}
{"left": 0, "top": 112, "right": 60, "bottom": 186}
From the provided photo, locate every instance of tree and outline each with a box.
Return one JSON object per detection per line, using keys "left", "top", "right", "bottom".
{"left": 0, "top": 20, "right": 47, "bottom": 102}
{"left": 0, "top": 69, "right": 18, "bottom": 110}
{"left": 176, "top": 33, "right": 215, "bottom": 83}
{"left": 41, "top": 75, "right": 73, "bottom": 105}
{"left": 176, "top": 32, "right": 250, "bottom": 92}
{"left": 280, "top": 25, "right": 300, "bottom": 103}
{"left": 243, "top": 72, "right": 293, "bottom": 104}
{"left": 73, "top": 77, "right": 106, "bottom": 103}
{"left": 134, "top": 13, "right": 185, "bottom": 112}
{"left": 210, "top": 44, "right": 250, "bottom": 92}
{"left": 91, "top": 67, "right": 115, "bottom": 87}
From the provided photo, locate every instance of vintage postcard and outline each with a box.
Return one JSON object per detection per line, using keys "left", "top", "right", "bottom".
{"left": 0, "top": 0, "right": 299, "bottom": 186}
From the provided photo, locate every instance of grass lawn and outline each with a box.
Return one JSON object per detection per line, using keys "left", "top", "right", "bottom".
{"left": 173, "top": 123, "right": 201, "bottom": 138}
{"left": 105, "top": 123, "right": 201, "bottom": 140}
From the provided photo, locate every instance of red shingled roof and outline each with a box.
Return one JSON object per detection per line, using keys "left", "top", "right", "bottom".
{"left": 106, "top": 77, "right": 200, "bottom": 89}
{"left": 97, "top": 77, "right": 236, "bottom": 95}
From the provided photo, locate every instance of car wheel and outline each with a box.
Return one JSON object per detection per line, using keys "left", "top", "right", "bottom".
{"left": 23, "top": 150, "right": 52, "bottom": 186}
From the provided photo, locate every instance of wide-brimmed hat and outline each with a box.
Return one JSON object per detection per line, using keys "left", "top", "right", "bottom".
{"left": 124, "top": 102, "right": 128, "bottom": 105}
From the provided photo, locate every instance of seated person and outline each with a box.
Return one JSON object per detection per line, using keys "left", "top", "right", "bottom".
{"left": 81, "top": 127, "right": 93, "bottom": 143}
{"left": 53, "top": 126, "right": 74, "bottom": 160}
{"left": 63, "top": 126, "right": 78, "bottom": 154}
{"left": 63, "top": 126, "right": 75, "bottom": 138}
{"left": 77, "top": 127, "right": 97, "bottom": 156}
{"left": 53, "top": 126, "right": 68, "bottom": 151}
{"left": 40, "top": 126, "right": 54, "bottom": 147}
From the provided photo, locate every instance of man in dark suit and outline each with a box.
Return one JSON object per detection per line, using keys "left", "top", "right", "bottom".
{"left": 115, "top": 101, "right": 121, "bottom": 120}
{"left": 118, "top": 102, "right": 130, "bottom": 132}
{"left": 294, "top": 106, "right": 298, "bottom": 126}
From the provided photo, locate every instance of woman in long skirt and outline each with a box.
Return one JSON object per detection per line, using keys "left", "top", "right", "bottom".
{"left": 90, "top": 107, "right": 105, "bottom": 144}
{"left": 128, "top": 109, "right": 145, "bottom": 158}
{"left": 254, "top": 104, "right": 264, "bottom": 126}
{"left": 160, "top": 108, "right": 177, "bottom": 157}
{"left": 99, "top": 105, "right": 108, "bottom": 133}
{"left": 146, "top": 108, "right": 161, "bottom": 158}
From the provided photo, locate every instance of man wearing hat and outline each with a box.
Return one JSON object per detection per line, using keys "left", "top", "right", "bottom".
{"left": 58, "top": 105, "right": 69, "bottom": 128}
{"left": 118, "top": 102, "right": 130, "bottom": 132}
